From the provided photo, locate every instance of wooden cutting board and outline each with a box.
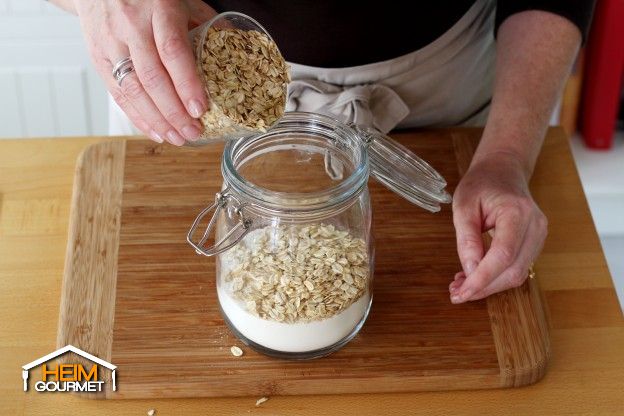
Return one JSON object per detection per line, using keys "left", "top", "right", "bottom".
{"left": 57, "top": 129, "right": 549, "bottom": 399}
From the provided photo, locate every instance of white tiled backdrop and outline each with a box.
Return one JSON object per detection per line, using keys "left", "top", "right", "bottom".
{"left": 571, "top": 133, "right": 624, "bottom": 311}
{"left": 0, "top": 0, "right": 107, "bottom": 137}
{"left": 1, "top": 0, "right": 623, "bottom": 311}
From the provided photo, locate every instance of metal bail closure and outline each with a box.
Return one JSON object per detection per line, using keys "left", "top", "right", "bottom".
{"left": 187, "top": 186, "right": 252, "bottom": 256}
{"left": 352, "top": 125, "right": 452, "bottom": 213}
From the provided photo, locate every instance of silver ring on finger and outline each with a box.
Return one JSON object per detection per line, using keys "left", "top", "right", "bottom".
{"left": 112, "top": 56, "right": 135, "bottom": 87}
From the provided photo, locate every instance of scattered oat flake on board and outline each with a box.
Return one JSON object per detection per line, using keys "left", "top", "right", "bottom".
{"left": 147, "top": 410, "right": 156, "bottom": 416}
{"left": 230, "top": 345, "right": 244, "bottom": 356}
{"left": 255, "top": 396, "right": 269, "bottom": 406}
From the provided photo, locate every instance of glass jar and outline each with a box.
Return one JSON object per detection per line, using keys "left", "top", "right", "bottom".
{"left": 188, "top": 112, "right": 450, "bottom": 359}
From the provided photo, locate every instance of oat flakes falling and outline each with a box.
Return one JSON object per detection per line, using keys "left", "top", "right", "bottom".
{"left": 196, "top": 27, "right": 290, "bottom": 139}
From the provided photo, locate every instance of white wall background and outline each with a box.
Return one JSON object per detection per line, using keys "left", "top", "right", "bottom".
{"left": 571, "top": 133, "right": 624, "bottom": 311}
{"left": 0, "top": 0, "right": 108, "bottom": 138}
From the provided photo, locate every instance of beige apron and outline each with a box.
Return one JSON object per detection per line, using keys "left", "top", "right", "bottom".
{"left": 286, "top": 0, "right": 496, "bottom": 133}
{"left": 109, "top": 0, "right": 495, "bottom": 135}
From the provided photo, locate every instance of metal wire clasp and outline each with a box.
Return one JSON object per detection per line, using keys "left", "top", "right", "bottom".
{"left": 187, "top": 186, "right": 252, "bottom": 256}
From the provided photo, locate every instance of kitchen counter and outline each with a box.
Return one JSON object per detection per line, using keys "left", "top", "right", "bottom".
{"left": 1, "top": 128, "right": 622, "bottom": 415}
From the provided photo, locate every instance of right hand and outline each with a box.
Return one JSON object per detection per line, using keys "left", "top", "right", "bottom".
{"left": 73, "top": 0, "right": 217, "bottom": 145}
{"left": 450, "top": 152, "right": 548, "bottom": 303}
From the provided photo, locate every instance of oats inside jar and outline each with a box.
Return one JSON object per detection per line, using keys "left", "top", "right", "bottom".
{"left": 220, "top": 223, "right": 370, "bottom": 324}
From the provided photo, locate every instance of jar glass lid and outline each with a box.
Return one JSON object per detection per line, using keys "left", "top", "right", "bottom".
{"left": 352, "top": 125, "right": 452, "bottom": 212}
{"left": 219, "top": 112, "right": 451, "bottom": 213}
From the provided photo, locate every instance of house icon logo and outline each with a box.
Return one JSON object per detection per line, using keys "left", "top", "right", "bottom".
{"left": 22, "top": 345, "right": 117, "bottom": 392}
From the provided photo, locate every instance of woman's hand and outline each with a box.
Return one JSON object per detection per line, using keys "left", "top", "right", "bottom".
{"left": 72, "top": 0, "right": 217, "bottom": 145}
{"left": 450, "top": 151, "right": 548, "bottom": 303}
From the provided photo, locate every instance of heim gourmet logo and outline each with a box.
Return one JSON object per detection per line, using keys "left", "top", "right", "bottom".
{"left": 22, "top": 345, "right": 117, "bottom": 392}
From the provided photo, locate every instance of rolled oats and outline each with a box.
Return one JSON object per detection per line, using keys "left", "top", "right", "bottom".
{"left": 195, "top": 27, "right": 290, "bottom": 139}
{"left": 230, "top": 345, "right": 244, "bottom": 357}
{"left": 221, "top": 224, "right": 369, "bottom": 323}
{"left": 255, "top": 396, "right": 269, "bottom": 406}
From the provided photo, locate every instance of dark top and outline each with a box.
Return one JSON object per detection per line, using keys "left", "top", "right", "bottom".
{"left": 205, "top": 0, "right": 595, "bottom": 68}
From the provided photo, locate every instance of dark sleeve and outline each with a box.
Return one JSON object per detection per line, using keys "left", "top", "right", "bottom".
{"left": 495, "top": 0, "right": 596, "bottom": 41}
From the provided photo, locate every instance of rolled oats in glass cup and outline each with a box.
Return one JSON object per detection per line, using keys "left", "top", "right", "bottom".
{"left": 189, "top": 12, "right": 290, "bottom": 144}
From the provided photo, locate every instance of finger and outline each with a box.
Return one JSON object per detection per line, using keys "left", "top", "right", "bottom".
{"left": 108, "top": 76, "right": 161, "bottom": 142}
{"left": 114, "top": 67, "right": 183, "bottom": 145}
{"left": 153, "top": 6, "right": 208, "bottom": 120}
{"left": 452, "top": 200, "right": 485, "bottom": 277}
{"left": 453, "top": 208, "right": 529, "bottom": 303}
{"left": 449, "top": 272, "right": 466, "bottom": 293}
{"left": 110, "top": 90, "right": 156, "bottom": 140}
{"left": 93, "top": 51, "right": 159, "bottom": 141}
{"left": 469, "top": 212, "right": 547, "bottom": 300}
{"left": 127, "top": 24, "right": 202, "bottom": 143}
{"left": 80, "top": 20, "right": 168, "bottom": 143}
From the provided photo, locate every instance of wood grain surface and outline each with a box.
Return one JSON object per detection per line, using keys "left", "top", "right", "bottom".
{"left": 55, "top": 131, "right": 548, "bottom": 399}
{"left": 453, "top": 134, "right": 550, "bottom": 388}
{"left": 1, "top": 129, "right": 622, "bottom": 415}
{"left": 56, "top": 141, "right": 125, "bottom": 397}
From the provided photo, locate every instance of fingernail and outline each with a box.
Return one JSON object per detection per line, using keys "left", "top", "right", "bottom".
{"left": 166, "top": 130, "right": 185, "bottom": 146}
{"left": 450, "top": 294, "right": 463, "bottom": 304}
{"left": 459, "top": 288, "right": 473, "bottom": 300}
{"left": 182, "top": 124, "right": 202, "bottom": 141}
{"left": 188, "top": 99, "right": 206, "bottom": 118}
{"left": 149, "top": 130, "right": 163, "bottom": 143}
{"left": 466, "top": 261, "right": 478, "bottom": 275}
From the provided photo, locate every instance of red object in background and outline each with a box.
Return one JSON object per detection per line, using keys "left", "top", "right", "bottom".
{"left": 580, "top": 0, "right": 624, "bottom": 149}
